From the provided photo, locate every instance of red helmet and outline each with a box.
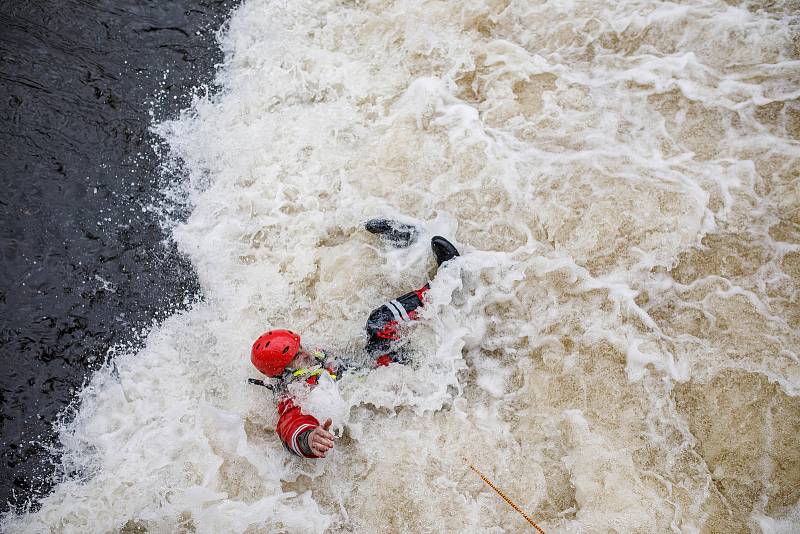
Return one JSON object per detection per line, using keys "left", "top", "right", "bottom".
{"left": 251, "top": 329, "right": 301, "bottom": 377}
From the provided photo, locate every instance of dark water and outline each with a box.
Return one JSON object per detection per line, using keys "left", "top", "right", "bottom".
{"left": 0, "top": 0, "right": 236, "bottom": 513}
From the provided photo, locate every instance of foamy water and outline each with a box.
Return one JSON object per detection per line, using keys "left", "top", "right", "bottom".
{"left": 4, "top": 0, "right": 799, "bottom": 532}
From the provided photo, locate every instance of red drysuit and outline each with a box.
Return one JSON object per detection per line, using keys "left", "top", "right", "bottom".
{"left": 276, "top": 285, "right": 428, "bottom": 457}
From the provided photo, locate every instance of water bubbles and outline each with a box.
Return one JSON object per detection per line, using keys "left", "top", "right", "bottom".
{"left": 6, "top": 0, "right": 798, "bottom": 532}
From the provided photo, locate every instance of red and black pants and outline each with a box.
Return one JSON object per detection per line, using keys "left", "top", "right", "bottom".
{"left": 365, "top": 284, "right": 429, "bottom": 365}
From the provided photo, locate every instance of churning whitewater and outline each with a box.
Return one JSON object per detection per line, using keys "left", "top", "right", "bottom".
{"left": 4, "top": 0, "right": 799, "bottom": 532}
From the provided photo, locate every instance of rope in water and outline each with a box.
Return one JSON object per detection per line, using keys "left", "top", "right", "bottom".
{"left": 465, "top": 459, "right": 546, "bottom": 534}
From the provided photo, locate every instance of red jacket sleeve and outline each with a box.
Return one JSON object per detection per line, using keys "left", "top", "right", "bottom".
{"left": 276, "top": 397, "right": 319, "bottom": 458}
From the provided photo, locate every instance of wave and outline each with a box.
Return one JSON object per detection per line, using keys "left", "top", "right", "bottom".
{"left": 4, "top": 0, "right": 799, "bottom": 532}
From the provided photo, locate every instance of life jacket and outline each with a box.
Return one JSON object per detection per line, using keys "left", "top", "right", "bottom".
{"left": 289, "top": 349, "right": 337, "bottom": 385}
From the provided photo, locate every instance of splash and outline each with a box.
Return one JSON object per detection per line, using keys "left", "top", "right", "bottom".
{"left": 4, "top": 0, "right": 799, "bottom": 532}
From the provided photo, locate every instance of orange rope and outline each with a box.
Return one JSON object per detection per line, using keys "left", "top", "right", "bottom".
{"left": 465, "top": 459, "right": 546, "bottom": 534}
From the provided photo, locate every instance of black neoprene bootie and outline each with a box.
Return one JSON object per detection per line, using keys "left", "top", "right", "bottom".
{"left": 364, "top": 218, "right": 418, "bottom": 247}
{"left": 431, "top": 236, "right": 459, "bottom": 267}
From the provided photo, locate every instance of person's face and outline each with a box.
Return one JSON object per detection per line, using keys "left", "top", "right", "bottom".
{"left": 287, "top": 345, "right": 315, "bottom": 371}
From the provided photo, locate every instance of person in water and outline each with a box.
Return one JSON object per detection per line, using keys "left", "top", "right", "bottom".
{"left": 249, "top": 220, "right": 460, "bottom": 459}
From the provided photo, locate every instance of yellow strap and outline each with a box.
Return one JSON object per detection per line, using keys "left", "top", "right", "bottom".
{"left": 292, "top": 366, "right": 321, "bottom": 377}
{"left": 292, "top": 366, "right": 336, "bottom": 381}
{"left": 290, "top": 350, "right": 327, "bottom": 377}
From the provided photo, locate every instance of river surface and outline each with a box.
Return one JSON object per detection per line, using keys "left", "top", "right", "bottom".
{"left": 0, "top": 0, "right": 235, "bottom": 514}
{"left": 3, "top": 0, "right": 800, "bottom": 533}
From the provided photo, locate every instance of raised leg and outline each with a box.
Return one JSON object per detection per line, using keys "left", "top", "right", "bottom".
{"left": 365, "top": 284, "right": 429, "bottom": 365}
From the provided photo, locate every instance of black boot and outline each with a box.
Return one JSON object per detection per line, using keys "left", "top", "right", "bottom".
{"left": 364, "top": 218, "right": 418, "bottom": 247}
{"left": 431, "top": 236, "right": 459, "bottom": 267}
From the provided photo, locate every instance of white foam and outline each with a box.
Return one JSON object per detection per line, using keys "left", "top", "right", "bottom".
{"left": 4, "top": 0, "right": 799, "bottom": 532}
